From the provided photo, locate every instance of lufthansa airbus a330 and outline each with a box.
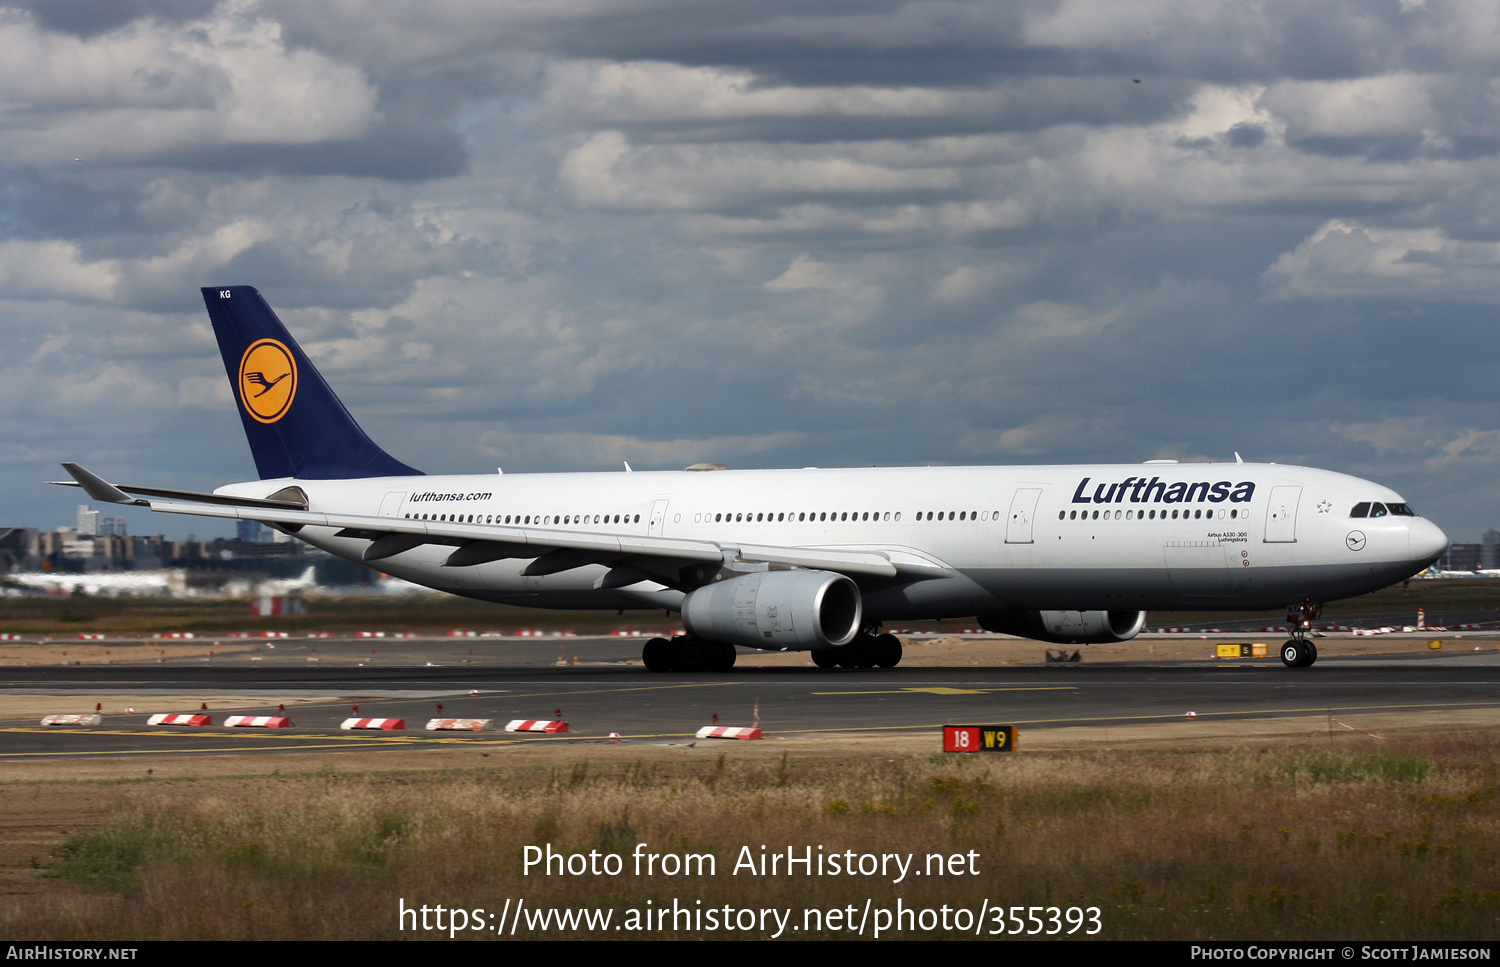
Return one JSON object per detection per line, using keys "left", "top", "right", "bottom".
{"left": 56, "top": 286, "right": 1449, "bottom": 671}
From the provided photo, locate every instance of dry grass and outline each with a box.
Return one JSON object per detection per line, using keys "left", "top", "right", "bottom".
{"left": 4, "top": 735, "right": 1499, "bottom": 940}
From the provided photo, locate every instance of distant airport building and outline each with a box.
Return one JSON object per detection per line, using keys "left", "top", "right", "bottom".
{"left": 1441, "top": 544, "right": 1483, "bottom": 571}
{"left": 1482, "top": 530, "right": 1500, "bottom": 570}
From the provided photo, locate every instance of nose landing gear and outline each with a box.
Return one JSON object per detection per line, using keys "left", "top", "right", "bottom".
{"left": 1280, "top": 601, "right": 1321, "bottom": 668}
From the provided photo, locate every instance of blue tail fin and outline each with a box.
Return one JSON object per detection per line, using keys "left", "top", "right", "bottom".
{"left": 202, "top": 286, "right": 423, "bottom": 480}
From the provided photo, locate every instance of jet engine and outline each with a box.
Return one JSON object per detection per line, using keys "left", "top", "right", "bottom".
{"left": 682, "top": 570, "right": 862, "bottom": 651}
{"left": 978, "top": 609, "right": 1147, "bottom": 644}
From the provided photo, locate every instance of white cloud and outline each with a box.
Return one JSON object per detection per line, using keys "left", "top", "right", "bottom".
{"left": 545, "top": 59, "right": 995, "bottom": 124}
{"left": 1265, "top": 220, "right": 1500, "bottom": 301}
{"left": 558, "top": 130, "right": 960, "bottom": 211}
{"left": 0, "top": 3, "right": 378, "bottom": 166}
{"left": 0, "top": 240, "right": 119, "bottom": 302}
{"left": 1262, "top": 74, "right": 1440, "bottom": 140}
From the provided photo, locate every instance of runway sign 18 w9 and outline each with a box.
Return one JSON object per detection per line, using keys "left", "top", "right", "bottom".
{"left": 943, "top": 725, "right": 1017, "bottom": 753}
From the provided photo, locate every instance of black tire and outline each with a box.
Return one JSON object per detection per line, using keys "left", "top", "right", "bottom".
{"left": 642, "top": 637, "right": 674, "bottom": 672}
{"left": 873, "top": 633, "right": 903, "bottom": 668}
{"left": 811, "top": 650, "right": 838, "bottom": 668}
{"left": 706, "top": 641, "right": 737, "bottom": 672}
{"left": 1281, "top": 639, "right": 1315, "bottom": 668}
{"left": 672, "top": 636, "right": 706, "bottom": 673}
{"left": 847, "top": 634, "right": 877, "bottom": 668}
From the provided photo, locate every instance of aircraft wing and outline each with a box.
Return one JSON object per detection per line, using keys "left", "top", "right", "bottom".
{"left": 52, "top": 464, "right": 912, "bottom": 586}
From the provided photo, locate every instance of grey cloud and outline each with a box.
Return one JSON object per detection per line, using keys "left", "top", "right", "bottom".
{"left": 7, "top": 0, "right": 219, "bottom": 37}
{"left": 3, "top": 0, "right": 1500, "bottom": 544}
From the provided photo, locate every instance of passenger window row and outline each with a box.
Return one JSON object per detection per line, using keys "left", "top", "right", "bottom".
{"left": 405, "top": 513, "right": 643, "bottom": 526}
{"left": 1059, "top": 507, "right": 1248, "bottom": 521}
{"left": 690, "top": 510, "right": 1012, "bottom": 523}
{"left": 698, "top": 511, "right": 905, "bottom": 523}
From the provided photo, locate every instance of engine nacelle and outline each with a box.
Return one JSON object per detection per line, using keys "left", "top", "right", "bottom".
{"left": 682, "top": 570, "right": 862, "bottom": 651}
{"left": 978, "top": 609, "right": 1147, "bottom": 644}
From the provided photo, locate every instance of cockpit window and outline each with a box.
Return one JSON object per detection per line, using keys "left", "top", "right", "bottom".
{"left": 1369, "top": 503, "right": 1388, "bottom": 518}
{"left": 1350, "top": 502, "right": 1370, "bottom": 518}
{"left": 1386, "top": 502, "right": 1416, "bottom": 516}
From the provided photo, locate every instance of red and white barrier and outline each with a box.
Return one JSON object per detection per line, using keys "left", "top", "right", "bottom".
{"left": 224, "top": 715, "right": 293, "bottom": 728}
{"left": 341, "top": 718, "right": 406, "bottom": 730}
{"left": 505, "top": 719, "right": 569, "bottom": 733}
{"left": 148, "top": 713, "right": 212, "bottom": 726}
{"left": 425, "top": 718, "right": 491, "bottom": 731}
{"left": 76, "top": 634, "right": 107, "bottom": 640}
{"left": 357, "top": 631, "right": 385, "bottom": 638}
{"left": 251, "top": 596, "right": 304, "bottom": 616}
{"left": 695, "top": 726, "right": 762, "bottom": 740}
{"left": 42, "top": 714, "right": 102, "bottom": 726}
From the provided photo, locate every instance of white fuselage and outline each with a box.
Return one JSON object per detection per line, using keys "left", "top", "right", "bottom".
{"left": 221, "top": 461, "right": 1449, "bottom": 620}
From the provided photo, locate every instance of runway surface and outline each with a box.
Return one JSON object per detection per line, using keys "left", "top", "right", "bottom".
{"left": 3, "top": 635, "right": 1498, "bottom": 759}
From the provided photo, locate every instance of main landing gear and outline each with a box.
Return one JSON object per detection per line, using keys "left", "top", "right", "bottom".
{"left": 640, "top": 631, "right": 905, "bottom": 672}
{"left": 1280, "top": 601, "right": 1321, "bottom": 668}
{"left": 642, "top": 635, "right": 736, "bottom": 673}
{"left": 810, "top": 632, "right": 903, "bottom": 670}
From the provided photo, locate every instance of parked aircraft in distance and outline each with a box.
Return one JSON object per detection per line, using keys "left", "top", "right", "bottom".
{"left": 57, "top": 286, "right": 1449, "bottom": 671}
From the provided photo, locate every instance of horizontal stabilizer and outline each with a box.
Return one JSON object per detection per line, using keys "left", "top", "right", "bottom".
{"left": 52, "top": 465, "right": 307, "bottom": 510}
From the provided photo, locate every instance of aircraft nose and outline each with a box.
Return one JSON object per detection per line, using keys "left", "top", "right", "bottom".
{"left": 1409, "top": 518, "right": 1449, "bottom": 566}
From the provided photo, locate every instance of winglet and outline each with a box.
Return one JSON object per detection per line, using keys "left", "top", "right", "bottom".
{"left": 59, "top": 463, "right": 147, "bottom": 505}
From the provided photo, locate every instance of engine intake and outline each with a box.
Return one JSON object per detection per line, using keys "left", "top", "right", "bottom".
{"left": 682, "top": 570, "right": 862, "bottom": 650}
{"left": 978, "top": 609, "right": 1146, "bottom": 644}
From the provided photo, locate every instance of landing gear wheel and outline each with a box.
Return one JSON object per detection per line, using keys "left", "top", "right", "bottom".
{"left": 1280, "top": 639, "right": 1315, "bottom": 668}
{"left": 705, "top": 641, "right": 737, "bottom": 672}
{"left": 642, "top": 637, "right": 673, "bottom": 672}
{"left": 671, "top": 635, "right": 707, "bottom": 673}
{"left": 811, "top": 649, "right": 838, "bottom": 669}
{"left": 872, "top": 633, "right": 903, "bottom": 668}
{"left": 836, "top": 633, "right": 877, "bottom": 668}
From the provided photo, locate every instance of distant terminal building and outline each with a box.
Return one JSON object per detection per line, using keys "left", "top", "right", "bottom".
{"left": 1440, "top": 544, "right": 1484, "bottom": 572}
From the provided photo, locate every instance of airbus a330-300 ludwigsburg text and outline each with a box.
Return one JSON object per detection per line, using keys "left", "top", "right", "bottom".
{"left": 56, "top": 286, "right": 1449, "bottom": 671}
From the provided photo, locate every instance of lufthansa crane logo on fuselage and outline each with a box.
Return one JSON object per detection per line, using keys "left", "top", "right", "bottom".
{"left": 238, "top": 339, "right": 298, "bottom": 424}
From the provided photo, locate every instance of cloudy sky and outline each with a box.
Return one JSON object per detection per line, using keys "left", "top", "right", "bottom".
{"left": 4, "top": 0, "right": 1499, "bottom": 541}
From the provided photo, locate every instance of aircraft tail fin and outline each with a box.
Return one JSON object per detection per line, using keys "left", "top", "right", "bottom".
{"left": 201, "top": 286, "right": 423, "bottom": 480}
